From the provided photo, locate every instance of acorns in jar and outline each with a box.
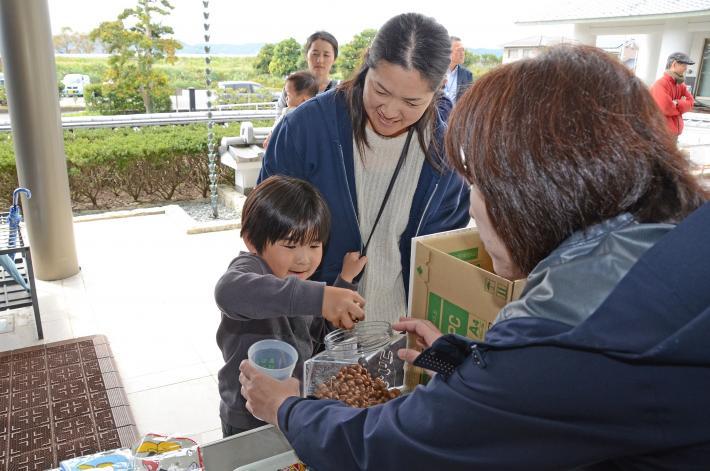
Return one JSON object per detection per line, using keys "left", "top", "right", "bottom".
{"left": 314, "top": 364, "right": 401, "bottom": 407}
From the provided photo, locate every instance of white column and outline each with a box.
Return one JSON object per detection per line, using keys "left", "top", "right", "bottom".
{"left": 0, "top": 0, "right": 80, "bottom": 280}
{"left": 655, "top": 19, "right": 693, "bottom": 79}
{"left": 637, "top": 33, "right": 662, "bottom": 85}
{"left": 573, "top": 23, "right": 596, "bottom": 45}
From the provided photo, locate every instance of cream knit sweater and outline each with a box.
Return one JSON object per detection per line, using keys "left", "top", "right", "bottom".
{"left": 353, "top": 126, "right": 426, "bottom": 324}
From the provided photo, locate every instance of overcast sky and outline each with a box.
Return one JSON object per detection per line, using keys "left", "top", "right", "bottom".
{"left": 47, "top": 0, "right": 572, "bottom": 49}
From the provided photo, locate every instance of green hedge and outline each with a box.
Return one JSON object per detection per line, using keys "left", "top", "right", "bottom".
{"left": 0, "top": 122, "right": 262, "bottom": 208}
{"left": 84, "top": 83, "right": 173, "bottom": 115}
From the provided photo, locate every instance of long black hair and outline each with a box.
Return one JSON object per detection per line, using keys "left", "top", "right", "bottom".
{"left": 338, "top": 13, "right": 450, "bottom": 168}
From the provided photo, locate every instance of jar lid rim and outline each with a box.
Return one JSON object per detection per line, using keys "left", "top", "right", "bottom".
{"left": 324, "top": 321, "right": 393, "bottom": 353}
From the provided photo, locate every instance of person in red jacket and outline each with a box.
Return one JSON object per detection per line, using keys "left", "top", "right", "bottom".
{"left": 650, "top": 52, "right": 695, "bottom": 137}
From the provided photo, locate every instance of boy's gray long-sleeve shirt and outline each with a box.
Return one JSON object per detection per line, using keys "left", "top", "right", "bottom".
{"left": 215, "top": 251, "right": 356, "bottom": 429}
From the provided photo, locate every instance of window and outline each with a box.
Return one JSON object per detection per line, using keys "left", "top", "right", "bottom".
{"left": 695, "top": 38, "right": 710, "bottom": 98}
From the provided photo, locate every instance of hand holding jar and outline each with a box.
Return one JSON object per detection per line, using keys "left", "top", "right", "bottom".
{"left": 392, "top": 317, "right": 443, "bottom": 364}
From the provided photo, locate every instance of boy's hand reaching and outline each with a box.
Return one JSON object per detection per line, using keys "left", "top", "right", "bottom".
{"left": 323, "top": 286, "right": 365, "bottom": 329}
{"left": 340, "top": 252, "right": 368, "bottom": 284}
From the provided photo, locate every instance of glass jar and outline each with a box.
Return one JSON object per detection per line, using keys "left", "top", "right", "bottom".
{"left": 303, "top": 321, "right": 405, "bottom": 397}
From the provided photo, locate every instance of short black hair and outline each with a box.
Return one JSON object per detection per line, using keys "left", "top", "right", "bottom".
{"left": 305, "top": 31, "right": 339, "bottom": 60}
{"left": 286, "top": 71, "right": 319, "bottom": 98}
{"left": 241, "top": 176, "right": 331, "bottom": 253}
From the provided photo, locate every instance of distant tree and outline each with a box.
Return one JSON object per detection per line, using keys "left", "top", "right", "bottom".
{"left": 53, "top": 27, "right": 95, "bottom": 54}
{"left": 463, "top": 51, "right": 479, "bottom": 69}
{"left": 89, "top": 0, "right": 181, "bottom": 114}
{"left": 254, "top": 43, "right": 275, "bottom": 74}
{"left": 462, "top": 51, "right": 503, "bottom": 79}
{"left": 337, "top": 29, "right": 377, "bottom": 80}
{"left": 480, "top": 53, "right": 502, "bottom": 66}
{"left": 269, "top": 38, "right": 302, "bottom": 77}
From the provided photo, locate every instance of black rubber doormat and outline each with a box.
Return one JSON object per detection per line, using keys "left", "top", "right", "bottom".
{"left": 0, "top": 335, "right": 139, "bottom": 470}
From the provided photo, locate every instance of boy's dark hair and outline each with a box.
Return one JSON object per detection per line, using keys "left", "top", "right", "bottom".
{"left": 241, "top": 176, "right": 331, "bottom": 253}
{"left": 446, "top": 44, "right": 708, "bottom": 275}
{"left": 286, "top": 71, "right": 319, "bottom": 98}
{"left": 305, "top": 31, "right": 339, "bottom": 59}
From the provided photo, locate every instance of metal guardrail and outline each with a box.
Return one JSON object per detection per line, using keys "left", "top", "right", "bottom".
{"left": 215, "top": 102, "right": 278, "bottom": 111}
{"left": 0, "top": 109, "right": 278, "bottom": 132}
{"left": 684, "top": 112, "right": 710, "bottom": 128}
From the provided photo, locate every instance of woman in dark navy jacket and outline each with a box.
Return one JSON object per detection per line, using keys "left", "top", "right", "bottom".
{"left": 242, "top": 44, "right": 710, "bottom": 470}
{"left": 259, "top": 13, "right": 470, "bottom": 323}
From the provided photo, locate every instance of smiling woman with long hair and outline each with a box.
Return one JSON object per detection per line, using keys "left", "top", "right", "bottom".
{"left": 260, "top": 13, "right": 470, "bottom": 325}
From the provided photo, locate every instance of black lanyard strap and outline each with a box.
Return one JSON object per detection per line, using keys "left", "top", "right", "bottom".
{"left": 361, "top": 127, "right": 415, "bottom": 256}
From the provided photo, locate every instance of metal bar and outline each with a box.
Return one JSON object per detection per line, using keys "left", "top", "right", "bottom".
{"left": 25, "top": 249, "right": 42, "bottom": 339}
{"left": 0, "top": 109, "right": 278, "bottom": 132}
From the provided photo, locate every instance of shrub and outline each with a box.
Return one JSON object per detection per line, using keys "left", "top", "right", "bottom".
{"left": 0, "top": 122, "right": 252, "bottom": 207}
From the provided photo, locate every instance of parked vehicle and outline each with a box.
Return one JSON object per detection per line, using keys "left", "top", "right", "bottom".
{"left": 62, "top": 74, "right": 91, "bottom": 97}
{"left": 217, "top": 81, "right": 280, "bottom": 103}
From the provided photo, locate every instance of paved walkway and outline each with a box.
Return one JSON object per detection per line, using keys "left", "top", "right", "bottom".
{"left": 0, "top": 209, "right": 246, "bottom": 445}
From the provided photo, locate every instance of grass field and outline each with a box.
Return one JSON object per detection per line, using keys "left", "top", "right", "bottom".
{"left": 55, "top": 55, "right": 286, "bottom": 91}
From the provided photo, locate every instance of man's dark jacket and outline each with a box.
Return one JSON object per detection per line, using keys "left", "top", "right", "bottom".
{"left": 455, "top": 64, "right": 474, "bottom": 102}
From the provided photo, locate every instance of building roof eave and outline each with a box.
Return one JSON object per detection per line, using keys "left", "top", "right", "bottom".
{"left": 516, "top": 9, "right": 710, "bottom": 26}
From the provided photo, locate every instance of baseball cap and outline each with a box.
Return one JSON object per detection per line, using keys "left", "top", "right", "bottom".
{"left": 668, "top": 52, "right": 695, "bottom": 65}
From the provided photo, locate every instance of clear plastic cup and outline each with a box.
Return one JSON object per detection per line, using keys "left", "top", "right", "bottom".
{"left": 247, "top": 339, "right": 298, "bottom": 380}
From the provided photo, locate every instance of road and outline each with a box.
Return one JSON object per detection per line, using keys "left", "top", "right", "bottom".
{"left": 0, "top": 97, "right": 86, "bottom": 123}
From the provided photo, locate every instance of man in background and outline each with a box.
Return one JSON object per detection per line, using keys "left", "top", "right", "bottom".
{"left": 650, "top": 52, "right": 695, "bottom": 138}
{"left": 444, "top": 36, "right": 474, "bottom": 104}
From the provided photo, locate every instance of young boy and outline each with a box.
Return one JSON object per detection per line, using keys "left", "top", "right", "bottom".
{"left": 274, "top": 71, "right": 319, "bottom": 125}
{"left": 263, "top": 71, "right": 319, "bottom": 148}
{"left": 215, "top": 175, "right": 367, "bottom": 437}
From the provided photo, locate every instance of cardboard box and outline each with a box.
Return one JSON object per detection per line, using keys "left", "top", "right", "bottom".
{"left": 405, "top": 227, "right": 526, "bottom": 388}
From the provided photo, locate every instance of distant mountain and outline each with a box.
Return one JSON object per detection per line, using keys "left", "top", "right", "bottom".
{"left": 176, "top": 42, "right": 503, "bottom": 58}
{"left": 468, "top": 48, "right": 503, "bottom": 57}
{"left": 178, "top": 42, "right": 264, "bottom": 56}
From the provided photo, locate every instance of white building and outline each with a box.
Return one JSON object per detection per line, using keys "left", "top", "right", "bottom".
{"left": 516, "top": 1, "right": 710, "bottom": 103}
{"left": 502, "top": 36, "right": 577, "bottom": 64}
{"left": 502, "top": 35, "right": 640, "bottom": 71}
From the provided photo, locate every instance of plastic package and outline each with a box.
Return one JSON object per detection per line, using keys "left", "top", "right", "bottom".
{"left": 133, "top": 433, "right": 203, "bottom": 470}
{"left": 302, "top": 321, "right": 405, "bottom": 398}
{"left": 59, "top": 448, "right": 134, "bottom": 470}
{"left": 57, "top": 433, "right": 203, "bottom": 471}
